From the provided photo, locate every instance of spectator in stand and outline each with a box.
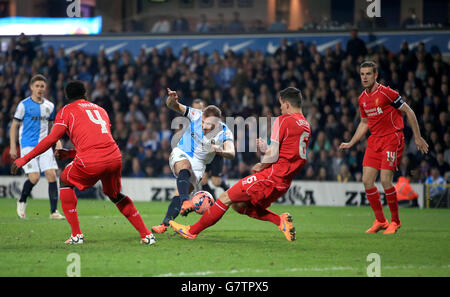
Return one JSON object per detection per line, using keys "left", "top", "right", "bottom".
{"left": 213, "top": 13, "right": 227, "bottom": 33}
{"left": 0, "top": 31, "right": 448, "bottom": 180}
{"left": 227, "top": 12, "right": 245, "bottom": 32}
{"left": 402, "top": 8, "right": 421, "bottom": 28}
{"left": 151, "top": 17, "right": 171, "bottom": 34}
{"left": 172, "top": 13, "right": 190, "bottom": 33}
{"left": 346, "top": 28, "right": 367, "bottom": 61}
{"left": 425, "top": 167, "right": 447, "bottom": 199}
{"left": 196, "top": 14, "right": 211, "bottom": 33}
{"left": 268, "top": 18, "right": 287, "bottom": 32}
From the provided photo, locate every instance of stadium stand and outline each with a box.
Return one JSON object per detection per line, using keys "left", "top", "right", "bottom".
{"left": 0, "top": 32, "right": 448, "bottom": 186}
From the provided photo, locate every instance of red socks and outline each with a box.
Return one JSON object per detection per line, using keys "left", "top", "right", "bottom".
{"left": 60, "top": 188, "right": 82, "bottom": 236}
{"left": 60, "top": 189, "right": 150, "bottom": 239}
{"left": 189, "top": 200, "right": 229, "bottom": 235}
{"left": 116, "top": 196, "right": 151, "bottom": 238}
{"left": 365, "top": 187, "right": 387, "bottom": 223}
{"left": 385, "top": 187, "right": 400, "bottom": 224}
{"left": 237, "top": 205, "right": 281, "bottom": 226}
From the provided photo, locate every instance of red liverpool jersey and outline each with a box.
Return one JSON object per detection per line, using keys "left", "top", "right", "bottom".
{"left": 268, "top": 112, "right": 311, "bottom": 183}
{"left": 358, "top": 83, "right": 405, "bottom": 137}
{"left": 54, "top": 99, "right": 121, "bottom": 164}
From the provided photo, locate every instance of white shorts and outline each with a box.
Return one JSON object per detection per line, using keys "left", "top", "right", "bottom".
{"left": 169, "top": 147, "right": 205, "bottom": 186}
{"left": 20, "top": 146, "right": 58, "bottom": 174}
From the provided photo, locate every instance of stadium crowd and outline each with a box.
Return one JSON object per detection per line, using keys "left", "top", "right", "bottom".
{"left": 0, "top": 32, "right": 449, "bottom": 185}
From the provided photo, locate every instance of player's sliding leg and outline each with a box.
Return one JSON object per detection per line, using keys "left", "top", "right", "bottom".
{"left": 170, "top": 191, "right": 231, "bottom": 239}
{"left": 232, "top": 203, "right": 295, "bottom": 241}
{"left": 233, "top": 202, "right": 280, "bottom": 225}
{"left": 110, "top": 193, "right": 156, "bottom": 244}
{"left": 363, "top": 166, "right": 389, "bottom": 233}
{"left": 380, "top": 169, "right": 401, "bottom": 234}
{"left": 59, "top": 186, "right": 84, "bottom": 244}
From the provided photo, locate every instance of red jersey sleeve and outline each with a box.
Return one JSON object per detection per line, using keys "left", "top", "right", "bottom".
{"left": 359, "top": 101, "right": 367, "bottom": 119}
{"left": 54, "top": 106, "right": 71, "bottom": 133}
{"left": 270, "top": 116, "right": 286, "bottom": 143}
{"left": 380, "top": 86, "right": 405, "bottom": 109}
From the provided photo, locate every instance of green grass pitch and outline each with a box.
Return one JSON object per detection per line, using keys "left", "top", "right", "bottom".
{"left": 0, "top": 198, "right": 449, "bottom": 277}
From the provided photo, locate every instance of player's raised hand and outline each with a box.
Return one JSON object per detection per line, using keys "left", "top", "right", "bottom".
{"left": 166, "top": 88, "right": 178, "bottom": 102}
{"left": 414, "top": 136, "right": 429, "bottom": 154}
{"left": 339, "top": 142, "right": 352, "bottom": 151}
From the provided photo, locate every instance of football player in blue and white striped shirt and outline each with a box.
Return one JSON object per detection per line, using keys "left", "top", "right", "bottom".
{"left": 9, "top": 74, "right": 64, "bottom": 220}
{"left": 152, "top": 88, "right": 235, "bottom": 233}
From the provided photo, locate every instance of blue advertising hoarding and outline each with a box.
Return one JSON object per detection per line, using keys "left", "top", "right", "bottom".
{"left": 37, "top": 30, "right": 449, "bottom": 57}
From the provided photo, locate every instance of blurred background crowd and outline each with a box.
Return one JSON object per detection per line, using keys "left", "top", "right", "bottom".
{"left": 0, "top": 29, "right": 449, "bottom": 185}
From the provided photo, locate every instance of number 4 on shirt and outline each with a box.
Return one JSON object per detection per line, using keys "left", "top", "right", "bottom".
{"left": 86, "top": 110, "right": 108, "bottom": 134}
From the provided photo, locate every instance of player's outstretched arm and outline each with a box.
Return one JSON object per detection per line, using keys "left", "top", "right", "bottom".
{"left": 339, "top": 118, "right": 369, "bottom": 151}
{"left": 399, "top": 103, "right": 429, "bottom": 154}
{"left": 166, "top": 88, "right": 187, "bottom": 115}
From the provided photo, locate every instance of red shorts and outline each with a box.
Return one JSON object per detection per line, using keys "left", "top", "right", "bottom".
{"left": 363, "top": 131, "right": 404, "bottom": 171}
{"left": 227, "top": 169, "right": 289, "bottom": 209}
{"left": 61, "top": 158, "right": 122, "bottom": 198}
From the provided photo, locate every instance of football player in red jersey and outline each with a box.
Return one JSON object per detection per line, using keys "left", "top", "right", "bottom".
{"left": 340, "top": 61, "right": 428, "bottom": 234}
{"left": 11, "top": 81, "right": 156, "bottom": 245}
{"left": 169, "top": 87, "right": 311, "bottom": 242}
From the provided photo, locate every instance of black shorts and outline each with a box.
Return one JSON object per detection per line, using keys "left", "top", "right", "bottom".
{"left": 205, "top": 155, "right": 224, "bottom": 177}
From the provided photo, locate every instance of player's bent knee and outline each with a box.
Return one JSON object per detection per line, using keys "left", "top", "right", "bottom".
{"left": 231, "top": 202, "right": 249, "bottom": 214}
{"left": 174, "top": 159, "right": 192, "bottom": 172}
{"left": 362, "top": 176, "right": 376, "bottom": 189}
{"left": 108, "top": 192, "right": 125, "bottom": 204}
{"left": 218, "top": 191, "right": 232, "bottom": 207}
{"left": 28, "top": 173, "right": 40, "bottom": 184}
{"left": 59, "top": 177, "right": 70, "bottom": 189}
{"left": 380, "top": 179, "right": 393, "bottom": 189}
{"left": 44, "top": 170, "right": 57, "bottom": 182}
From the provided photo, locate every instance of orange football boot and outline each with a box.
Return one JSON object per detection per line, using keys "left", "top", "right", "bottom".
{"left": 151, "top": 224, "right": 168, "bottom": 234}
{"left": 383, "top": 221, "right": 401, "bottom": 234}
{"left": 279, "top": 213, "right": 296, "bottom": 241}
{"left": 365, "top": 220, "right": 390, "bottom": 233}
{"left": 180, "top": 200, "right": 195, "bottom": 217}
{"left": 169, "top": 220, "right": 197, "bottom": 239}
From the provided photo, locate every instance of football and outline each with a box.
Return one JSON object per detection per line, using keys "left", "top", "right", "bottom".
{"left": 191, "top": 190, "right": 215, "bottom": 214}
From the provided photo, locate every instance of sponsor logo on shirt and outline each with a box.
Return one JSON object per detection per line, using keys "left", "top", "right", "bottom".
{"left": 31, "top": 116, "right": 51, "bottom": 121}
